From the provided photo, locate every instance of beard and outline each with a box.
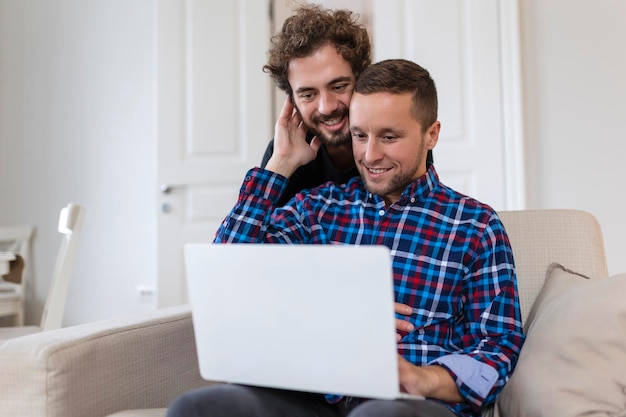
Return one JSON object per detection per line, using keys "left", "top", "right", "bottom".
{"left": 358, "top": 143, "right": 428, "bottom": 202}
{"left": 309, "top": 124, "right": 351, "bottom": 147}
{"left": 295, "top": 103, "right": 351, "bottom": 147}
{"left": 361, "top": 168, "right": 418, "bottom": 200}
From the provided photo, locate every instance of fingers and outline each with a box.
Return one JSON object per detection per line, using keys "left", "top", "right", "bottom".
{"left": 279, "top": 96, "right": 305, "bottom": 135}
{"left": 395, "top": 302, "right": 412, "bottom": 316}
{"left": 275, "top": 97, "right": 304, "bottom": 148}
{"left": 266, "top": 96, "right": 316, "bottom": 178}
{"left": 396, "top": 318, "right": 414, "bottom": 333}
{"left": 395, "top": 302, "right": 414, "bottom": 341}
{"left": 309, "top": 135, "right": 322, "bottom": 154}
{"left": 278, "top": 95, "right": 294, "bottom": 124}
{"left": 289, "top": 108, "right": 305, "bottom": 132}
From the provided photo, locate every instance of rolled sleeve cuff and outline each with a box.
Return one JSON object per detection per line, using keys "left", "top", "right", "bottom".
{"left": 241, "top": 167, "right": 288, "bottom": 202}
{"left": 430, "top": 354, "right": 498, "bottom": 399}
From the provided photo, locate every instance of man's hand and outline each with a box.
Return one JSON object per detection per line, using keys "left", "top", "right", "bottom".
{"left": 397, "top": 356, "right": 464, "bottom": 402}
{"left": 395, "top": 302, "right": 414, "bottom": 341}
{"left": 264, "top": 96, "right": 321, "bottom": 178}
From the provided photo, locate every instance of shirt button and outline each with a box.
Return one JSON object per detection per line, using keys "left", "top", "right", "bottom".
{"left": 410, "top": 197, "right": 416, "bottom": 203}
{"left": 244, "top": 175, "right": 252, "bottom": 182}
{"left": 379, "top": 209, "right": 385, "bottom": 216}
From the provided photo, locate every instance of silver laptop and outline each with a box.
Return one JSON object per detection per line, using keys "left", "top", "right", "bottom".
{"left": 184, "top": 243, "right": 423, "bottom": 400}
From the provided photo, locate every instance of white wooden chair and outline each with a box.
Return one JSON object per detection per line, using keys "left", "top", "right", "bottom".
{"left": 0, "top": 203, "right": 86, "bottom": 342}
{"left": 0, "top": 225, "right": 35, "bottom": 326}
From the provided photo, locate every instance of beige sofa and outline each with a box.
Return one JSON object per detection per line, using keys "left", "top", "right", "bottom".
{"left": 1, "top": 209, "right": 624, "bottom": 417}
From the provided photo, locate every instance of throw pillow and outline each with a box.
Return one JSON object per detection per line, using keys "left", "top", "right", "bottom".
{"left": 497, "top": 263, "right": 626, "bottom": 417}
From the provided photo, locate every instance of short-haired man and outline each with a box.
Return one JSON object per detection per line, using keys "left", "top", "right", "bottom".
{"left": 166, "top": 59, "right": 525, "bottom": 417}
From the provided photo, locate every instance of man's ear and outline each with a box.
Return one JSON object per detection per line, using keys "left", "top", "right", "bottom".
{"left": 426, "top": 121, "right": 441, "bottom": 149}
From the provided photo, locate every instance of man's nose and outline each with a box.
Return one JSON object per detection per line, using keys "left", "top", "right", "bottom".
{"left": 364, "top": 139, "right": 383, "bottom": 162}
{"left": 318, "top": 91, "right": 339, "bottom": 115}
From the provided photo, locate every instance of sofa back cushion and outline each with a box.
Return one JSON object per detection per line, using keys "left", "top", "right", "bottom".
{"left": 498, "top": 209, "right": 608, "bottom": 323}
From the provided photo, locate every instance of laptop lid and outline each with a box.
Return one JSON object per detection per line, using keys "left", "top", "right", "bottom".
{"left": 184, "top": 243, "right": 406, "bottom": 400}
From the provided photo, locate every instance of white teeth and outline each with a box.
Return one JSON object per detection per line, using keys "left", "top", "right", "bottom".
{"left": 368, "top": 168, "right": 387, "bottom": 174}
{"left": 322, "top": 118, "right": 341, "bottom": 126}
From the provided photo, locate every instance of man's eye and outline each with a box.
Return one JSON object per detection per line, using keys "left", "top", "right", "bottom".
{"left": 299, "top": 93, "right": 315, "bottom": 101}
{"left": 351, "top": 132, "right": 366, "bottom": 139}
{"left": 383, "top": 135, "right": 397, "bottom": 141}
{"left": 333, "top": 84, "right": 348, "bottom": 92}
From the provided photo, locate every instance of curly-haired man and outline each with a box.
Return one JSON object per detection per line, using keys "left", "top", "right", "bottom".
{"left": 258, "top": 4, "right": 369, "bottom": 206}
{"left": 259, "top": 4, "right": 432, "bottom": 206}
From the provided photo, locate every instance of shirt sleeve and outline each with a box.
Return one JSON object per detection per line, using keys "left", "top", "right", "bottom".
{"left": 430, "top": 354, "right": 498, "bottom": 400}
{"left": 213, "top": 167, "right": 309, "bottom": 244}
{"left": 439, "top": 214, "right": 525, "bottom": 411}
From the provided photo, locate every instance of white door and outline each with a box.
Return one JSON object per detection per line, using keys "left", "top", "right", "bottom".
{"left": 273, "top": 0, "right": 525, "bottom": 209}
{"left": 372, "top": 0, "right": 525, "bottom": 211}
{"left": 156, "top": 0, "right": 272, "bottom": 307}
{"left": 156, "top": 0, "right": 524, "bottom": 307}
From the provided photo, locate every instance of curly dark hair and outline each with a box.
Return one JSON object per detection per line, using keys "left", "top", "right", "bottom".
{"left": 263, "top": 4, "right": 371, "bottom": 96}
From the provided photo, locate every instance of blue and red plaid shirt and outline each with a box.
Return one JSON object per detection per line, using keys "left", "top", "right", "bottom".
{"left": 214, "top": 164, "right": 525, "bottom": 417}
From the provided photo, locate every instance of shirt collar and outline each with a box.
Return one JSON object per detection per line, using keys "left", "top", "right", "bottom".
{"left": 403, "top": 163, "right": 439, "bottom": 203}
{"left": 364, "top": 163, "right": 439, "bottom": 205}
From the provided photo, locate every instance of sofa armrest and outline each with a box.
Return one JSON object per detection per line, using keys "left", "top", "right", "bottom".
{"left": 0, "top": 305, "right": 214, "bottom": 417}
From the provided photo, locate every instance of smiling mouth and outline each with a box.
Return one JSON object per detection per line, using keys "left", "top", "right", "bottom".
{"left": 321, "top": 117, "right": 343, "bottom": 126}
{"left": 367, "top": 167, "right": 391, "bottom": 174}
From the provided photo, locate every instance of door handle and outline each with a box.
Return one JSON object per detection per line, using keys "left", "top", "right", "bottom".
{"left": 160, "top": 184, "right": 187, "bottom": 194}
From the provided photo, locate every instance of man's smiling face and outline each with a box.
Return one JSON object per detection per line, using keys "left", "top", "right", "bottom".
{"left": 287, "top": 43, "right": 355, "bottom": 147}
{"left": 350, "top": 91, "right": 439, "bottom": 206}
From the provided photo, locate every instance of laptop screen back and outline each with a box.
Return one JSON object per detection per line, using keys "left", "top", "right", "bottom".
{"left": 184, "top": 243, "right": 401, "bottom": 399}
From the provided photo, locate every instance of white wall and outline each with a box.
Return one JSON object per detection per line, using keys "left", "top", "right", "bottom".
{"left": 0, "top": 0, "right": 157, "bottom": 325}
{"left": 520, "top": 0, "right": 626, "bottom": 275}
{"left": 1, "top": 0, "right": 625, "bottom": 327}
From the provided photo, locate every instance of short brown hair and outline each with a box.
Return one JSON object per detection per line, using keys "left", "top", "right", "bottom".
{"left": 355, "top": 59, "right": 438, "bottom": 131}
{"left": 263, "top": 4, "right": 371, "bottom": 96}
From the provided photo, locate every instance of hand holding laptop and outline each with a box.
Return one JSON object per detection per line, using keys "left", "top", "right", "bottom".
{"left": 394, "top": 305, "right": 463, "bottom": 402}
{"left": 398, "top": 356, "right": 464, "bottom": 403}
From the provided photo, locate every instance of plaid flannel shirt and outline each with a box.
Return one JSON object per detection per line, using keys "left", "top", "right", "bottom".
{"left": 214, "top": 164, "right": 525, "bottom": 417}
